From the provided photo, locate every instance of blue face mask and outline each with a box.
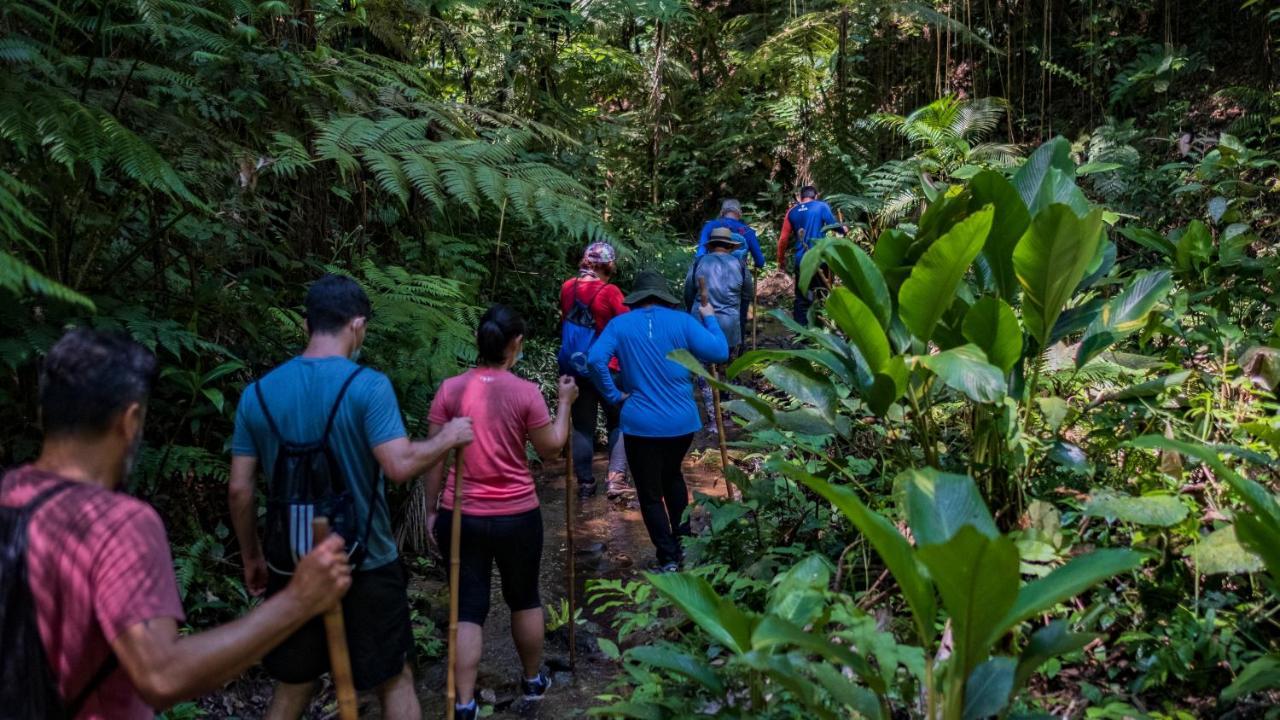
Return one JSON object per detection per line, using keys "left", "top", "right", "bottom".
{"left": 514, "top": 350, "right": 524, "bottom": 365}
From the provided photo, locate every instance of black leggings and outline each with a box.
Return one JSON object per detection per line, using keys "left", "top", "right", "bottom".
{"left": 434, "top": 507, "right": 543, "bottom": 625}
{"left": 624, "top": 434, "right": 694, "bottom": 565}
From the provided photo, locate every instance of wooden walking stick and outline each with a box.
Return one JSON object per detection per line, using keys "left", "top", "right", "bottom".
{"left": 564, "top": 409, "right": 577, "bottom": 670}
{"left": 310, "top": 517, "right": 358, "bottom": 720}
{"left": 698, "top": 277, "right": 736, "bottom": 502}
{"left": 446, "top": 452, "right": 465, "bottom": 714}
{"left": 750, "top": 267, "right": 759, "bottom": 351}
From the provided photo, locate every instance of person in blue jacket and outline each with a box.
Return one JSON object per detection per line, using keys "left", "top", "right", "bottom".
{"left": 697, "top": 199, "right": 766, "bottom": 269}
{"left": 587, "top": 270, "right": 729, "bottom": 572}
{"left": 777, "top": 185, "right": 846, "bottom": 324}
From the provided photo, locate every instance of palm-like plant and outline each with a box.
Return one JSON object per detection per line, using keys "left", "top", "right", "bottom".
{"left": 870, "top": 95, "right": 1020, "bottom": 176}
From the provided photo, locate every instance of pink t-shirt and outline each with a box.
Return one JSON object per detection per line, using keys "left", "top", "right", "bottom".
{"left": 0, "top": 466, "right": 185, "bottom": 719}
{"left": 429, "top": 368, "right": 552, "bottom": 515}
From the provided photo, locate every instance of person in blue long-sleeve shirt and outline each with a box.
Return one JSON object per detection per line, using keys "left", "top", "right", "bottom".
{"left": 777, "top": 185, "right": 846, "bottom": 324}
{"left": 696, "top": 198, "right": 766, "bottom": 269}
{"left": 587, "top": 270, "right": 729, "bottom": 572}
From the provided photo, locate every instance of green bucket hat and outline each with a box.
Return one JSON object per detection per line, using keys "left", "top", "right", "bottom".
{"left": 624, "top": 270, "right": 681, "bottom": 306}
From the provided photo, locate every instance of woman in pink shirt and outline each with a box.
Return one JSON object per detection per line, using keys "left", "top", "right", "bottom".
{"left": 424, "top": 304, "right": 577, "bottom": 720}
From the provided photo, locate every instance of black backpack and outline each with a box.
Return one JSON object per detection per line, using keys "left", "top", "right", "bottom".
{"left": 1, "top": 480, "right": 118, "bottom": 719}
{"left": 255, "top": 367, "right": 378, "bottom": 574}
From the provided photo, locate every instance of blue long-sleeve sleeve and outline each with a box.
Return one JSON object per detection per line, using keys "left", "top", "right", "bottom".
{"left": 742, "top": 226, "right": 765, "bottom": 268}
{"left": 696, "top": 222, "right": 712, "bottom": 257}
{"left": 688, "top": 313, "right": 730, "bottom": 364}
{"left": 587, "top": 323, "right": 624, "bottom": 405}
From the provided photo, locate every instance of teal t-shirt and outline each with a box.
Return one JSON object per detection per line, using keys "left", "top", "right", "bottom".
{"left": 232, "top": 355, "right": 407, "bottom": 570}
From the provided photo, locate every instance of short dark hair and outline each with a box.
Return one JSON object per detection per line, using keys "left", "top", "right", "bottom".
{"left": 305, "top": 274, "right": 371, "bottom": 335}
{"left": 39, "top": 329, "right": 158, "bottom": 438}
{"left": 476, "top": 304, "right": 525, "bottom": 365}
{"left": 800, "top": 185, "right": 818, "bottom": 199}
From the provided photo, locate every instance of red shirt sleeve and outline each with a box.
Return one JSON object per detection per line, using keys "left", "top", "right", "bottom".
{"left": 428, "top": 377, "right": 454, "bottom": 425}
{"left": 777, "top": 212, "right": 793, "bottom": 263}
{"left": 92, "top": 502, "right": 184, "bottom": 642}
{"left": 593, "top": 284, "right": 628, "bottom": 332}
{"left": 522, "top": 381, "right": 552, "bottom": 430}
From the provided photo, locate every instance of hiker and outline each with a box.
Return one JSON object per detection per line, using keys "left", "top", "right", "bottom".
{"left": 558, "top": 241, "right": 630, "bottom": 499}
{"left": 228, "top": 274, "right": 475, "bottom": 720}
{"left": 0, "top": 328, "right": 352, "bottom": 719}
{"left": 685, "top": 227, "right": 754, "bottom": 431}
{"left": 423, "top": 304, "right": 577, "bottom": 720}
{"left": 777, "top": 185, "right": 847, "bottom": 324}
{"left": 586, "top": 270, "right": 729, "bottom": 572}
{"left": 697, "top": 198, "right": 766, "bottom": 269}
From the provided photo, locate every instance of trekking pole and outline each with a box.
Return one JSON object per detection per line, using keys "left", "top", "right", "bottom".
{"left": 565, "top": 409, "right": 577, "bottom": 671}
{"left": 310, "top": 518, "right": 358, "bottom": 720}
{"left": 750, "top": 267, "right": 759, "bottom": 351}
{"left": 698, "top": 277, "right": 736, "bottom": 502}
{"left": 446, "top": 452, "right": 465, "bottom": 714}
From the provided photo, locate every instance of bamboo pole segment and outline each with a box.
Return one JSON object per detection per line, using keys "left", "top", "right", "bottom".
{"left": 446, "top": 453, "right": 465, "bottom": 713}
{"left": 565, "top": 408, "right": 577, "bottom": 670}
{"left": 310, "top": 518, "right": 358, "bottom": 720}
{"left": 697, "top": 276, "right": 736, "bottom": 502}
{"left": 750, "top": 268, "right": 759, "bottom": 351}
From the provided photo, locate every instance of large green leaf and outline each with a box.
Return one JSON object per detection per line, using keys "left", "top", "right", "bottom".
{"left": 918, "top": 526, "right": 1020, "bottom": 681}
{"left": 902, "top": 468, "right": 999, "bottom": 545}
{"left": 1012, "top": 138, "right": 1074, "bottom": 209}
{"left": 1000, "top": 549, "right": 1142, "bottom": 632}
{"left": 810, "top": 663, "right": 886, "bottom": 720}
{"left": 802, "top": 237, "right": 892, "bottom": 329}
{"left": 667, "top": 349, "right": 775, "bottom": 421}
{"left": 646, "top": 572, "right": 756, "bottom": 654}
{"left": 1174, "top": 220, "right": 1213, "bottom": 272}
{"left": 873, "top": 228, "right": 916, "bottom": 293}
{"left": 1091, "top": 369, "right": 1191, "bottom": 405}
{"left": 784, "top": 465, "right": 937, "bottom": 644}
{"left": 1013, "top": 204, "right": 1105, "bottom": 346}
{"left": 1084, "top": 491, "right": 1188, "bottom": 527}
{"left": 1222, "top": 654, "right": 1280, "bottom": 701}
{"left": 1076, "top": 270, "right": 1173, "bottom": 367}
{"left": 762, "top": 362, "right": 838, "bottom": 417}
{"left": 1186, "top": 525, "right": 1265, "bottom": 575}
{"left": 963, "top": 297, "right": 1023, "bottom": 373}
{"left": 627, "top": 645, "right": 724, "bottom": 693}
{"left": 969, "top": 172, "right": 1031, "bottom": 301}
{"left": 899, "top": 206, "right": 994, "bottom": 343}
{"left": 963, "top": 657, "right": 1015, "bottom": 720}
{"left": 767, "top": 554, "right": 834, "bottom": 626}
{"left": 727, "top": 348, "right": 854, "bottom": 386}
{"left": 751, "top": 613, "right": 881, "bottom": 691}
{"left": 826, "top": 287, "right": 892, "bottom": 372}
{"left": 918, "top": 344, "right": 1008, "bottom": 404}
{"left": 1013, "top": 621, "right": 1098, "bottom": 693}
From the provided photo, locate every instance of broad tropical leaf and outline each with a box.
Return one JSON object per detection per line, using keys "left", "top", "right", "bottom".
{"left": 1013, "top": 204, "right": 1105, "bottom": 346}
{"left": 899, "top": 206, "right": 994, "bottom": 344}
{"left": 918, "top": 344, "right": 1007, "bottom": 404}
{"left": 962, "top": 297, "right": 1023, "bottom": 372}
{"left": 1076, "top": 270, "right": 1173, "bottom": 367}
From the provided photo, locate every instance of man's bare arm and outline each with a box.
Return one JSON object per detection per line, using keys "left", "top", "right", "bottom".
{"left": 110, "top": 536, "right": 350, "bottom": 710}
{"left": 227, "top": 456, "right": 260, "bottom": 565}
{"left": 372, "top": 417, "right": 473, "bottom": 485}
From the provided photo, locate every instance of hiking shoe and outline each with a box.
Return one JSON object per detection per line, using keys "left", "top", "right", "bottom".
{"left": 577, "top": 481, "right": 597, "bottom": 499}
{"left": 521, "top": 671, "right": 552, "bottom": 700}
{"left": 605, "top": 471, "right": 631, "bottom": 499}
{"left": 649, "top": 559, "right": 680, "bottom": 574}
{"left": 453, "top": 701, "right": 478, "bottom": 720}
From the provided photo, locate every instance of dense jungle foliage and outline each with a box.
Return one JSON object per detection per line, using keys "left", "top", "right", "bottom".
{"left": 3, "top": 0, "right": 1280, "bottom": 717}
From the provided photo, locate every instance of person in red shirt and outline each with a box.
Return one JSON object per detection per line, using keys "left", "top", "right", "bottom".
{"left": 558, "top": 242, "right": 630, "bottom": 499}
{"left": 423, "top": 305, "right": 577, "bottom": 720}
{"left": 0, "top": 329, "right": 351, "bottom": 719}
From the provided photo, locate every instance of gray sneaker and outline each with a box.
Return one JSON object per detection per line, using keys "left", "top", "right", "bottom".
{"left": 521, "top": 671, "right": 552, "bottom": 700}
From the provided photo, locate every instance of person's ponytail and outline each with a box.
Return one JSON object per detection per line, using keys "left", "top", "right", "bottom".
{"left": 476, "top": 304, "right": 526, "bottom": 365}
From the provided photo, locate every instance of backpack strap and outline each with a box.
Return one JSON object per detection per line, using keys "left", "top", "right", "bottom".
{"left": 66, "top": 654, "right": 118, "bottom": 717}
{"left": 252, "top": 380, "right": 284, "bottom": 445}
{"left": 21, "top": 480, "right": 75, "bottom": 515}
{"left": 320, "top": 367, "right": 366, "bottom": 446}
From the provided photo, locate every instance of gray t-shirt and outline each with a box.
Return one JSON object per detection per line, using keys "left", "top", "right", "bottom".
{"left": 685, "top": 252, "right": 754, "bottom": 348}
{"left": 232, "top": 355, "right": 407, "bottom": 570}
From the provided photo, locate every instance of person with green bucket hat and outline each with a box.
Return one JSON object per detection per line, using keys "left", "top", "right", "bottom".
{"left": 586, "top": 270, "right": 729, "bottom": 572}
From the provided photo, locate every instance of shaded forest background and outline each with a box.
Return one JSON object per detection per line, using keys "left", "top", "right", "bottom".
{"left": 2, "top": 0, "right": 1280, "bottom": 716}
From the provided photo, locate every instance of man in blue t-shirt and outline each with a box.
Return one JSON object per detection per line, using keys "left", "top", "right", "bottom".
{"left": 696, "top": 198, "right": 766, "bottom": 269}
{"left": 229, "top": 274, "right": 474, "bottom": 720}
{"left": 777, "top": 185, "right": 846, "bottom": 325}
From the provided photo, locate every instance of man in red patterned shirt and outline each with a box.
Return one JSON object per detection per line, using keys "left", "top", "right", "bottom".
{"left": 0, "top": 329, "right": 352, "bottom": 718}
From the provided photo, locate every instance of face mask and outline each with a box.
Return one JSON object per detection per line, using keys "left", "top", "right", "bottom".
{"left": 121, "top": 429, "right": 145, "bottom": 492}
{"left": 514, "top": 350, "right": 524, "bottom": 365}
{"left": 350, "top": 348, "right": 363, "bottom": 363}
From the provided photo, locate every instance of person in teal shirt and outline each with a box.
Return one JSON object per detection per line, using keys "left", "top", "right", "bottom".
{"left": 229, "top": 274, "right": 473, "bottom": 720}
{"left": 587, "top": 270, "right": 728, "bottom": 572}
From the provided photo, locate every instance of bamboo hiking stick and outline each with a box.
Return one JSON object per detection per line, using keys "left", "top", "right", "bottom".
{"left": 750, "top": 268, "right": 759, "bottom": 351}
{"left": 310, "top": 518, "right": 358, "bottom": 720}
{"left": 698, "top": 277, "right": 736, "bottom": 502}
{"left": 565, "top": 409, "right": 577, "bottom": 670}
{"left": 446, "top": 453, "right": 465, "bottom": 713}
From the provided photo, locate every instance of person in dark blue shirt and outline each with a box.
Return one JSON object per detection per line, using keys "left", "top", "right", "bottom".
{"left": 777, "top": 185, "right": 846, "bottom": 324}
{"left": 696, "top": 199, "right": 766, "bottom": 269}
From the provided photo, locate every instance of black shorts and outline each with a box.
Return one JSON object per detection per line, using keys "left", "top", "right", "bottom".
{"left": 433, "top": 507, "right": 543, "bottom": 625}
{"left": 263, "top": 560, "right": 412, "bottom": 691}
